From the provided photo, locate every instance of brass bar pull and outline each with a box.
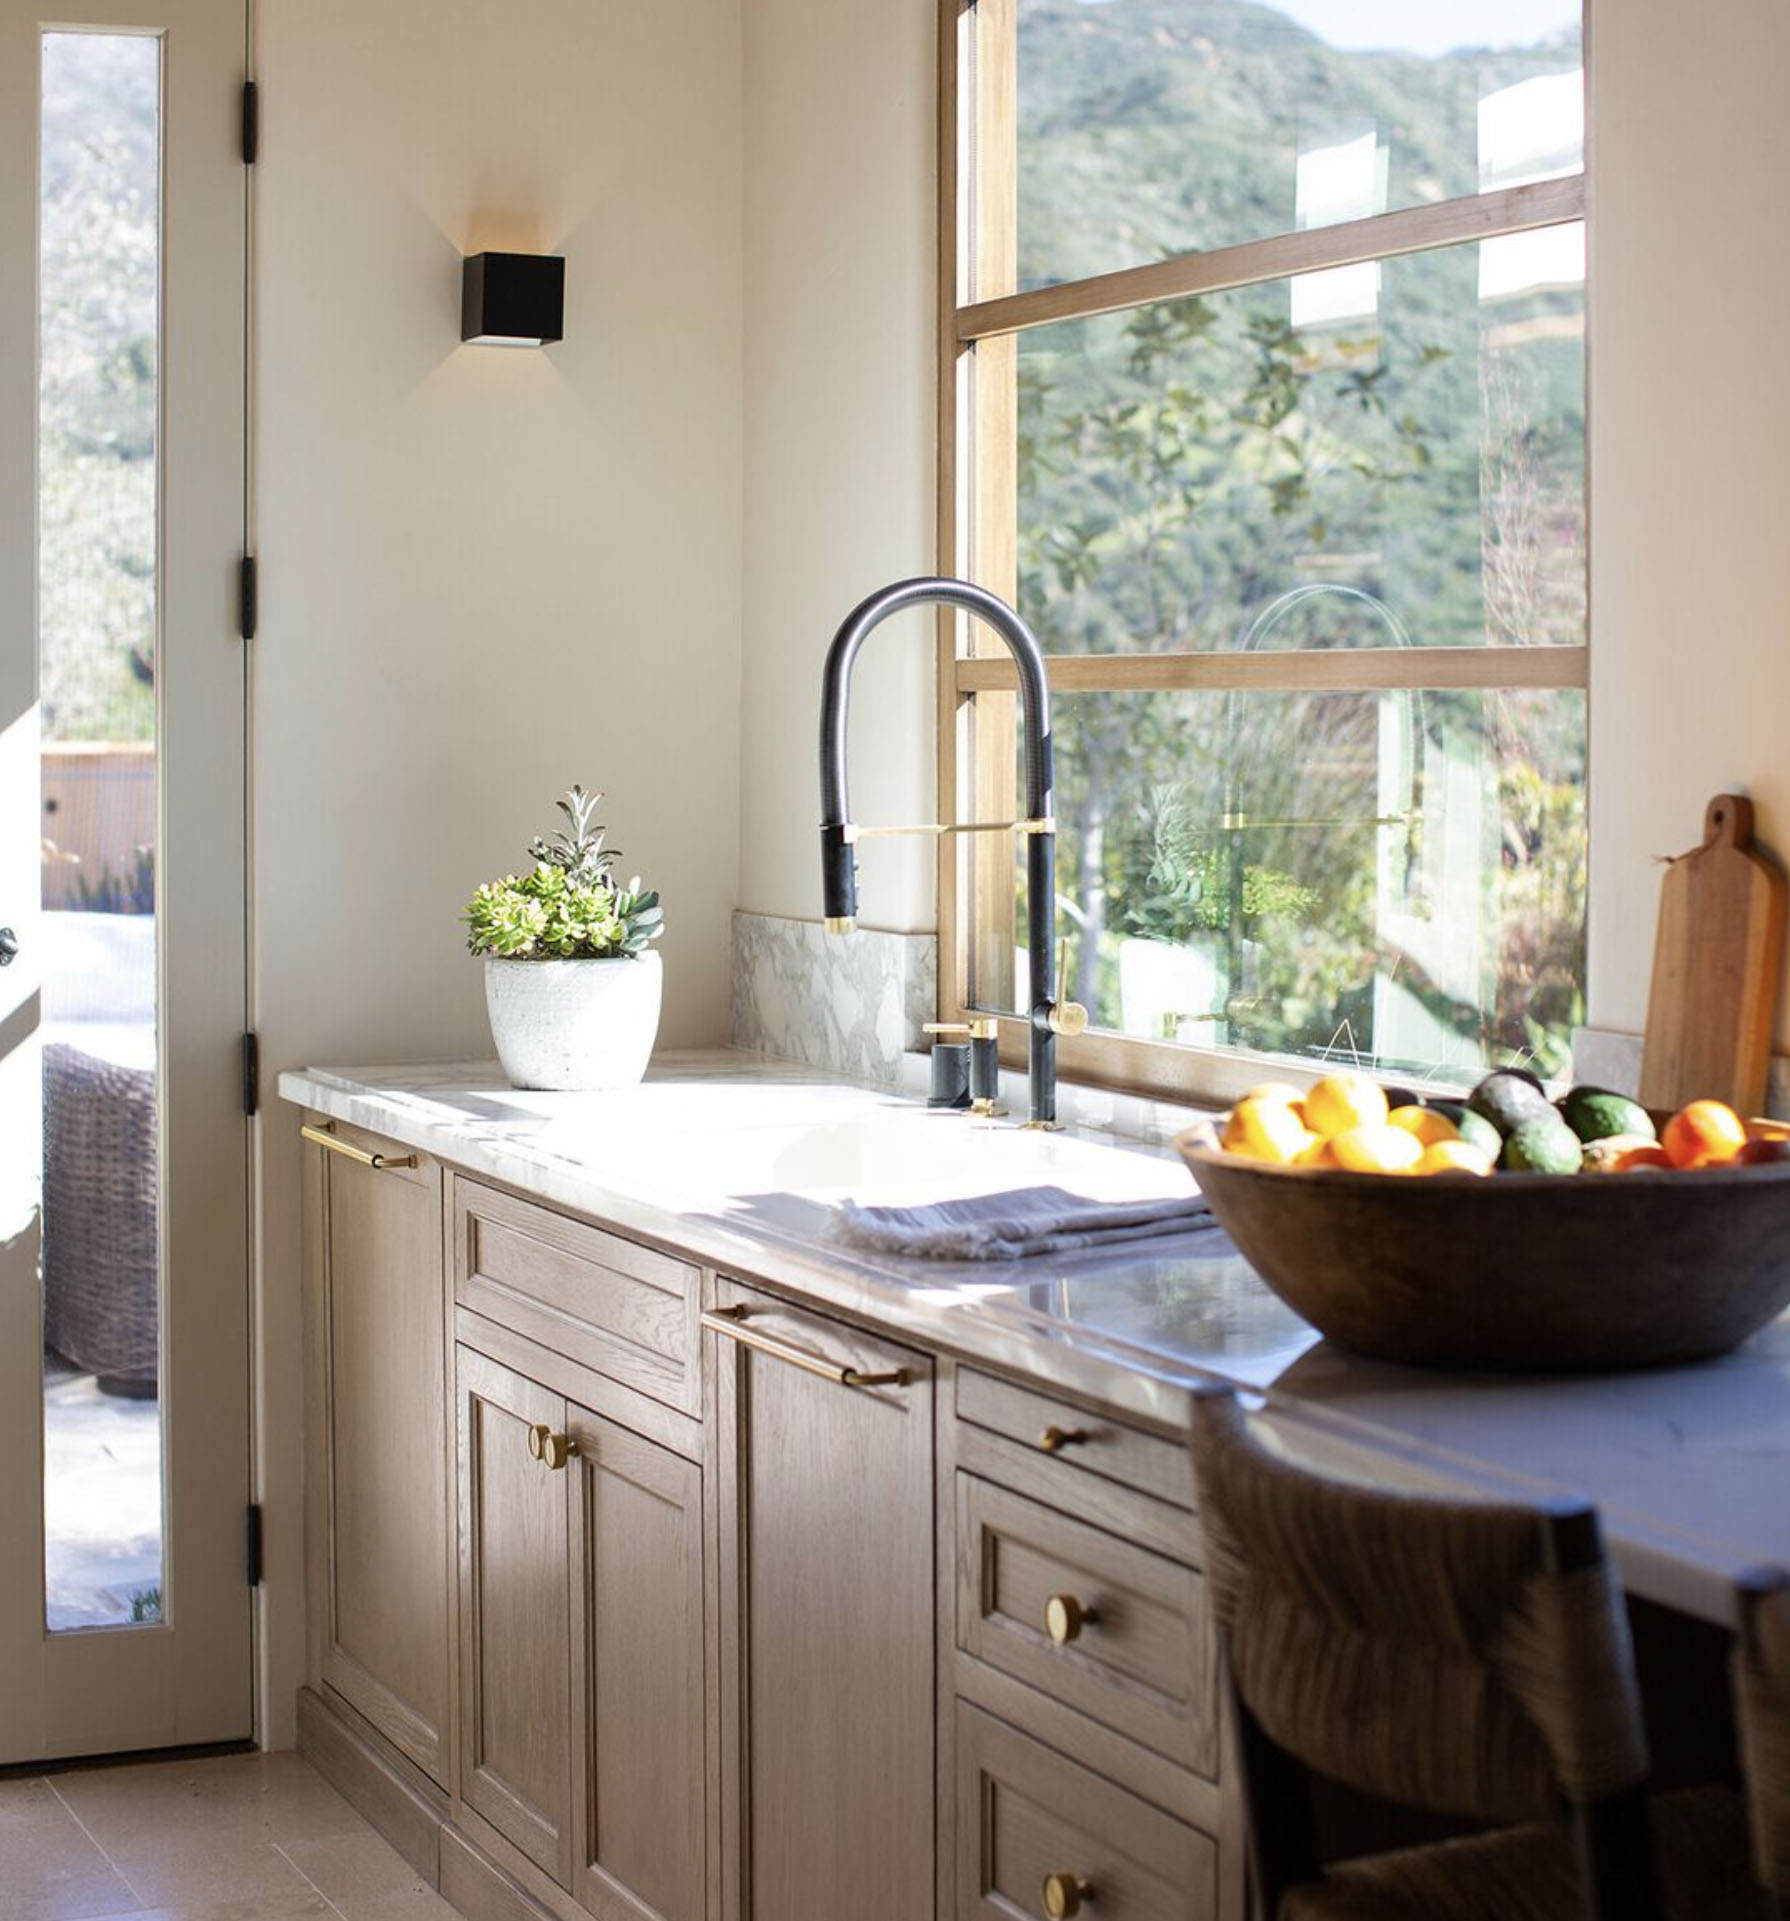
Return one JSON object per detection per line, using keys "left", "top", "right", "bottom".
{"left": 1042, "top": 1872, "right": 1093, "bottom": 1918}
{"left": 1037, "top": 1425, "right": 1089, "bottom": 1454}
{"left": 525, "top": 1423, "right": 576, "bottom": 1471}
{"left": 701, "top": 1308, "right": 909, "bottom": 1390}
{"left": 841, "top": 816, "right": 1055, "bottom": 843}
{"left": 300, "top": 1122, "right": 417, "bottom": 1171}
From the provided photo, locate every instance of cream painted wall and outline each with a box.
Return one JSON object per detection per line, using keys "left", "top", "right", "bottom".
{"left": 738, "top": 0, "right": 938, "bottom": 932}
{"left": 252, "top": 0, "right": 742, "bottom": 1743}
{"left": 1586, "top": 0, "right": 1790, "bottom": 1045}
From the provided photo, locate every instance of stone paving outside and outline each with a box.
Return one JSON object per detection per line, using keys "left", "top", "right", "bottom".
{"left": 43, "top": 1353, "right": 163, "bottom": 1633}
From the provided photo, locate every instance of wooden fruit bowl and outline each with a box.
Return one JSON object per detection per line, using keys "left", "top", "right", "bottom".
{"left": 1174, "top": 1122, "right": 1790, "bottom": 1373}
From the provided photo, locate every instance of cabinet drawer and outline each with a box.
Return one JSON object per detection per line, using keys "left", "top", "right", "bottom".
{"left": 957, "top": 1368, "right": 1195, "bottom": 1513}
{"left": 957, "top": 1703, "right": 1218, "bottom": 1921}
{"left": 957, "top": 1474, "right": 1217, "bottom": 1779}
{"left": 453, "top": 1179, "right": 700, "bottom": 1417}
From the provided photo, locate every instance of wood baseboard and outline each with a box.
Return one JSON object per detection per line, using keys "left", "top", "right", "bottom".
{"left": 296, "top": 1686, "right": 558, "bottom": 1921}
{"left": 298, "top": 1685, "right": 446, "bottom": 1886}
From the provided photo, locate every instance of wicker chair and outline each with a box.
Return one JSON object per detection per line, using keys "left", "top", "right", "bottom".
{"left": 1187, "top": 1385, "right": 1764, "bottom": 1921}
{"left": 41, "top": 1040, "right": 159, "bottom": 1394}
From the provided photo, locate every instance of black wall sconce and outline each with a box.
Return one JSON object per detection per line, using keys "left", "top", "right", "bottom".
{"left": 461, "top": 251, "right": 565, "bottom": 347}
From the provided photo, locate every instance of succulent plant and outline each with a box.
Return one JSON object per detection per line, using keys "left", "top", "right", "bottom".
{"left": 465, "top": 786, "right": 664, "bottom": 961}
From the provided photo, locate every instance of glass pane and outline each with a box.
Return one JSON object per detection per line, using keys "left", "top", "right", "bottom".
{"left": 39, "top": 30, "right": 164, "bottom": 1633}
{"left": 975, "top": 686, "right": 1586, "bottom": 1085}
{"left": 1006, "top": 0, "right": 1582, "bottom": 294}
{"left": 1012, "top": 232, "right": 1584, "bottom": 654}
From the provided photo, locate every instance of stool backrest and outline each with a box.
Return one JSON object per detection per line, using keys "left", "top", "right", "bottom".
{"left": 1188, "top": 1387, "right": 1657, "bottom": 1916}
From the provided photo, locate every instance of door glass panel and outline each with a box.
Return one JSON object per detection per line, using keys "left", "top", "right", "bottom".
{"left": 38, "top": 29, "right": 164, "bottom": 1633}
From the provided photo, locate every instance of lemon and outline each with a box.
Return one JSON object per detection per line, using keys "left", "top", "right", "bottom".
{"left": 1296, "top": 1135, "right": 1339, "bottom": 1169}
{"left": 1243, "top": 1081, "right": 1307, "bottom": 1114}
{"left": 1330, "top": 1123, "right": 1423, "bottom": 1174}
{"left": 1221, "top": 1097, "right": 1319, "bottom": 1165}
{"left": 1303, "top": 1073, "right": 1390, "bottom": 1140}
{"left": 1387, "top": 1105, "right": 1460, "bottom": 1148}
{"left": 1413, "top": 1140, "right": 1493, "bottom": 1177}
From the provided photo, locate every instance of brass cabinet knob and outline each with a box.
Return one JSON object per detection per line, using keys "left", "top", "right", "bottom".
{"left": 1045, "top": 1593, "right": 1096, "bottom": 1645}
{"left": 1037, "top": 1424, "right": 1088, "bottom": 1454}
{"left": 1042, "top": 1871, "right": 1092, "bottom": 1918}
{"left": 526, "top": 1423, "right": 576, "bottom": 1471}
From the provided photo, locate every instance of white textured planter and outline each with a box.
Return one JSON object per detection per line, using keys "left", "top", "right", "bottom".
{"left": 484, "top": 951, "right": 663, "bottom": 1091}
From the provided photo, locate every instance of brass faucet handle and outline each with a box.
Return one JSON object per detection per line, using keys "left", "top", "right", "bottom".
{"left": 925, "top": 1017, "right": 1000, "bottom": 1042}
{"left": 1047, "top": 999, "right": 1089, "bottom": 1038}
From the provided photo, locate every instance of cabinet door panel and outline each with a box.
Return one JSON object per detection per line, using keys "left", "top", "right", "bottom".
{"left": 713, "top": 1282, "right": 934, "bottom": 1921}
{"left": 455, "top": 1346, "right": 572, "bottom": 1887}
{"left": 311, "top": 1127, "right": 448, "bottom": 1782}
{"left": 569, "top": 1409, "right": 706, "bottom": 1921}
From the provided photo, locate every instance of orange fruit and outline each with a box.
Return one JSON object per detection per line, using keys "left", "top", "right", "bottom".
{"left": 1303, "top": 1073, "right": 1389, "bottom": 1141}
{"left": 1387, "top": 1105, "right": 1460, "bottom": 1148}
{"left": 1330, "top": 1123, "right": 1423, "bottom": 1174}
{"left": 1615, "top": 1143, "right": 1674, "bottom": 1171}
{"left": 1244, "top": 1081, "right": 1307, "bottom": 1112}
{"left": 1660, "top": 1099, "right": 1748, "bottom": 1169}
{"left": 1413, "top": 1140, "right": 1493, "bottom": 1177}
{"left": 1222, "top": 1097, "right": 1318, "bottom": 1165}
{"left": 1296, "top": 1135, "right": 1339, "bottom": 1169}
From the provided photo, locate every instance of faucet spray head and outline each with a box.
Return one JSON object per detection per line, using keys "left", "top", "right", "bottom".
{"left": 820, "top": 821, "right": 859, "bottom": 932}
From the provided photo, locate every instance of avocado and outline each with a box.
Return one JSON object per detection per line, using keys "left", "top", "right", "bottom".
{"left": 1467, "top": 1069, "right": 1554, "bottom": 1137}
{"left": 1558, "top": 1085, "right": 1657, "bottom": 1145}
{"left": 1502, "top": 1115, "right": 1584, "bottom": 1175}
{"left": 1455, "top": 1109, "right": 1503, "bottom": 1160}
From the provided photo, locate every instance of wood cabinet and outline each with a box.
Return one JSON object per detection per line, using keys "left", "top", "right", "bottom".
{"left": 303, "top": 1117, "right": 452, "bottom": 1787}
{"left": 454, "top": 1339, "right": 708, "bottom": 1921}
{"left": 300, "top": 1125, "right": 1237, "bottom": 1921}
{"left": 946, "top": 1368, "right": 1237, "bottom": 1921}
{"left": 711, "top": 1279, "right": 935, "bottom": 1921}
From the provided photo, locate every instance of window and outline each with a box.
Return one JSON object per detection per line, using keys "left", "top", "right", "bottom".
{"left": 941, "top": 0, "right": 1587, "bottom": 1102}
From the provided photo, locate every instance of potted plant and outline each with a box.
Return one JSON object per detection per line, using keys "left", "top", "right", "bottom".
{"left": 464, "top": 785, "right": 665, "bottom": 1090}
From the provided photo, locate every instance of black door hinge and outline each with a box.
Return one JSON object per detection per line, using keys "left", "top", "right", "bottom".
{"left": 239, "top": 554, "right": 257, "bottom": 642}
{"left": 242, "top": 1031, "right": 260, "bottom": 1117}
{"left": 242, "top": 80, "right": 259, "bottom": 165}
{"left": 246, "top": 1503, "right": 264, "bottom": 1587}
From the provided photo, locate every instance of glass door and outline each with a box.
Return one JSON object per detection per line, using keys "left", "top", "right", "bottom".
{"left": 0, "top": 0, "right": 250, "bottom": 1760}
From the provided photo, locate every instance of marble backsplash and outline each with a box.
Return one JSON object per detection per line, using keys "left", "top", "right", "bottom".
{"left": 731, "top": 910, "right": 936, "bottom": 1086}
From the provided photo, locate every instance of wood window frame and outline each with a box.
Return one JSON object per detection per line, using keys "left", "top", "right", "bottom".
{"left": 935, "top": 0, "right": 1589, "bottom": 1107}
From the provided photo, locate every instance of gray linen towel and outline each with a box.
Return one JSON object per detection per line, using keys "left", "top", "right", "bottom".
{"left": 830, "top": 1184, "right": 1215, "bottom": 1261}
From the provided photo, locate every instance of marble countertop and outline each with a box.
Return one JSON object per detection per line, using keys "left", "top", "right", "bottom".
{"left": 280, "top": 1050, "right": 1790, "bottom": 1626}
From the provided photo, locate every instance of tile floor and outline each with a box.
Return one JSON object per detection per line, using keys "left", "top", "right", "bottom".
{"left": 0, "top": 1750, "right": 460, "bottom": 1921}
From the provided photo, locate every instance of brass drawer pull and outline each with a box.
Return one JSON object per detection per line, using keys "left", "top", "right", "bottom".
{"left": 1045, "top": 1593, "right": 1097, "bottom": 1646}
{"left": 701, "top": 1307, "right": 909, "bottom": 1390}
{"left": 1042, "top": 1871, "right": 1092, "bottom": 1917}
{"left": 526, "top": 1423, "right": 576, "bottom": 1471}
{"left": 1037, "top": 1424, "right": 1089, "bottom": 1454}
{"left": 301, "top": 1122, "right": 416, "bottom": 1171}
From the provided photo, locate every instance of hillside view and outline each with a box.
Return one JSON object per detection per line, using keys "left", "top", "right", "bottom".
{"left": 994, "top": 0, "right": 1587, "bottom": 1078}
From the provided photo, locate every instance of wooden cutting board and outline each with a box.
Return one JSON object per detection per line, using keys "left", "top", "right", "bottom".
{"left": 1639, "top": 794, "right": 1787, "bottom": 1116}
